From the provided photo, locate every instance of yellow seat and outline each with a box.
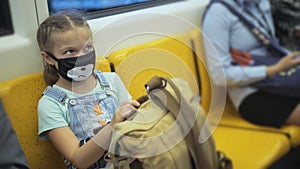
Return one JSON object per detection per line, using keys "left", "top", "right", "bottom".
{"left": 190, "top": 27, "right": 300, "bottom": 147}
{"left": 0, "top": 72, "right": 65, "bottom": 169}
{"left": 213, "top": 126, "right": 290, "bottom": 169}
{"left": 0, "top": 56, "right": 110, "bottom": 169}
{"left": 107, "top": 33, "right": 200, "bottom": 99}
{"left": 221, "top": 99, "right": 300, "bottom": 147}
{"left": 95, "top": 56, "right": 112, "bottom": 72}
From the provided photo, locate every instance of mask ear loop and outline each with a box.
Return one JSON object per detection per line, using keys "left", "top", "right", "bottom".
{"left": 44, "top": 51, "right": 59, "bottom": 61}
{"left": 44, "top": 51, "right": 60, "bottom": 74}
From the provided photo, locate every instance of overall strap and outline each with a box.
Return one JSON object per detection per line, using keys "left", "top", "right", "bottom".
{"left": 42, "top": 86, "right": 68, "bottom": 103}
{"left": 43, "top": 71, "right": 111, "bottom": 103}
{"left": 94, "top": 71, "right": 112, "bottom": 96}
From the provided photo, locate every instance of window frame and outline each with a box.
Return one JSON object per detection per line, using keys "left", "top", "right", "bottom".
{"left": 0, "top": 0, "right": 14, "bottom": 36}
{"left": 47, "top": 0, "right": 185, "bottom": 19}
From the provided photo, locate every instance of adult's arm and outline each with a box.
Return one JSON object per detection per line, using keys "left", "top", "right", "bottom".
{"left": 0, "top": 99, "right": 29, "bottom": 169}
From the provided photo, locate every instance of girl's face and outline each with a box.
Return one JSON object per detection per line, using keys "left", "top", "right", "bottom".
{"left": 50, "top": 26, "right": 94, "bottom": 60}
{"left": 43, "top": 26, "right": 96, "bottom": 82}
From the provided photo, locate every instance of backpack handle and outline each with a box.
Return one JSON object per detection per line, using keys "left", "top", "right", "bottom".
{"left": 145, "top": 76, "right": 182, "bottom": 107}
{"left": 144, "top": 76, "right": 167, "bottom": 93}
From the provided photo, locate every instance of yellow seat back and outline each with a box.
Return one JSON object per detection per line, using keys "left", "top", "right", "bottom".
{"left": 108, "top": 33, "right": 200, "bottom": 99}
{"left": 0, "top": 73, "right": 65, "bottom": 169}
{"left": 95, "top": 56, "right": 111, "bottom": 72}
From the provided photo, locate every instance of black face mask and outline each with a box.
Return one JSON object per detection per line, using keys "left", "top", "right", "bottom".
{"left": 45, "top": 50, "right": 96, "bottom": 82}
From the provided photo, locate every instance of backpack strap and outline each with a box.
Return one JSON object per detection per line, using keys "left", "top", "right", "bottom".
{"left": 204, "top": 0, "right": 288, "bottom": 57}
{"left": 146, "top": 77, "right": 200, "bottom": 168}
{"left": 42, "top": 86, "right": 68, "bottom": 104}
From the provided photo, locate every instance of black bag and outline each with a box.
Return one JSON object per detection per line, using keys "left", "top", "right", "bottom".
{"left": 230, "top": 48, "right": 300, "bottom": 99}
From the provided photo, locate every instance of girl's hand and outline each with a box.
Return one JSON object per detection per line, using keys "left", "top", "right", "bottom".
{"left": 110, "top": 100, "right": 140, "bottom": 126}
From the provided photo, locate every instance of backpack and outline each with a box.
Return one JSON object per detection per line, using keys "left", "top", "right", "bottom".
{"left": 105, "top": 76, "right": 221, "bottom": 169}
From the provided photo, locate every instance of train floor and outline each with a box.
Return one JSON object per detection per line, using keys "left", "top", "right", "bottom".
{"left": 269, "top": 145, "right": 300, "bottom": 169}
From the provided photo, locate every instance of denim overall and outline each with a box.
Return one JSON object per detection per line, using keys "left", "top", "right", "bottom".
{"left": 43, "top": 71, "right": 118, "bottom": 169}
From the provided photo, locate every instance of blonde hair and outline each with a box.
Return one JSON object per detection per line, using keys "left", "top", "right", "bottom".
{"left": 36, "top": 10, "right": 91, "bottom": 85}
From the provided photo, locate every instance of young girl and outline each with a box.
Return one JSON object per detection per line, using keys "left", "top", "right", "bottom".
{"left": 37, "top": 11, "right": 140, "bottom": 169}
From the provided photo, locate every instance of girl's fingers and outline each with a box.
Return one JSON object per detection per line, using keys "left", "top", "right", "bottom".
{"left": 130, "top": 100, "right": 140, "bottom": 107}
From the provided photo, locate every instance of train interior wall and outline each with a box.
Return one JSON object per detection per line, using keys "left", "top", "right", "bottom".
{"left": 0, "top": 0, "right": 208, "bottom": 82}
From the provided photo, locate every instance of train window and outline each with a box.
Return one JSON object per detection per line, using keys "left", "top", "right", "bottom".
{"left": 48, "top": 0, "right": 184, "bottom": 19}
{"left": 0, "top": 0, "right": 13, "bottom": 36}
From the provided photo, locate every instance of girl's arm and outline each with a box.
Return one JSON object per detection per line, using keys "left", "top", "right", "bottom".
{"left": 47, "top": 99, "right": 140, "bottom": 169}
{"left": 48, "top": 126, "right": 105, "bottom": 169}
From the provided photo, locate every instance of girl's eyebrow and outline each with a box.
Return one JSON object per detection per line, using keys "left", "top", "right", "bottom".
{"left": 85, "top": 42, "right": 93, "bottom": 45}
{"left": 85, "top": 40, "right": 93, "bottom": 45}
{"left": 58, "top": 42, "right": 93, "bottom": 53}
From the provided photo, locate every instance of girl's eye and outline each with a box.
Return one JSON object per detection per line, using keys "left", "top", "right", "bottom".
{"left": 64, "top": 50, "right": 75, "bottom": 55}
{"left": 85, "top": 45, "right": 94, "bottom": 51}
